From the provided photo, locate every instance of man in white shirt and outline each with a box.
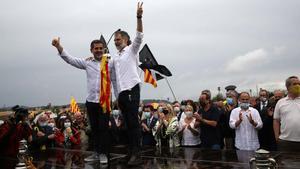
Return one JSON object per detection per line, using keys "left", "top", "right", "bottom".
{"left": 230, "top": 92, "right": 263, "bottom": 150}
{"left": 273, "top": 76, "right": 300, "bottom": 152}
{"left": 51, "top": 38, "right": 110, "bottom": 163}
{"left": 110, "top": 2, "right": 144, "bottom": 166}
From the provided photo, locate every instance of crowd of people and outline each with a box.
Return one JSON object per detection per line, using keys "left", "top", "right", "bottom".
{"left": 0, "top": 75, "right": 300, "bottom": 168}
{"left": 1, "top": 76, "right": 300, "bottom": 154}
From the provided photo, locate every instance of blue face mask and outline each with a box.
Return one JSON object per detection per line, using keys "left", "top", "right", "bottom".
{"left": 226, "top": 98, "right": 234, "bottom": 105}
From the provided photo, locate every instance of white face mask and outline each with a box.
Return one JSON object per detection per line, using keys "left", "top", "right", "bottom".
{"left": 48, "top": 123, "right": 55, "bottom": 128}
{"left": 143, "top": 112, "right": 151, "bottom": 119}
{"left": 174, "top": 107, "right": 180, "bottom": 113}
{"left": 112, "top": 110, "right": 120, "bottom": 117}
{"left": 39, "top": 121, "right": 48, "bottom": 127}
{"left": 261, "top": 97, "right": 267, "bottom": 102}
{"left": 185, "top": 111, "right": 193, "bottom": 118}
{"left": 158, "top": 107, "right": 163, "bottom": 113}
{"left": 64, "top": 122, "right": 71, "bottom": 128}
{"left": 180, "top": 105, "right": 186, "bottom": 111}
{"left": 240, "top": 102, "right": 250, "bottom": 110}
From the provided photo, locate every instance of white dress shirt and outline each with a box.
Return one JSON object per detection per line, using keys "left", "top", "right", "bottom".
{"left": 59, "top": 50, "right": 113, "bottom": 103}
{"left": 111, "top": 31, "right": 143, "bottom": 96}
{"left": 229, "top": 107, "right": 263, "bottom": 150}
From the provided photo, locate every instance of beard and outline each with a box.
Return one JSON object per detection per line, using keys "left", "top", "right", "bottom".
{"left": 93, "top": 52, "right": 103, "bottom": 60}
{"left": 115, "top": 43, "right": 126, "bottom": 51}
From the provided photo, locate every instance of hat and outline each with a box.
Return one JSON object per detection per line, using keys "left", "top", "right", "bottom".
{"left": 225, "top": 85, "right": 237, "bottom": 91}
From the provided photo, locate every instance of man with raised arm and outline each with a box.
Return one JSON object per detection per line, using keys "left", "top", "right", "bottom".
{"left": 110, "top": 2, "right": 144, "bottom": 166}
{"left": 51, "top": 37, "right": 110, "bottom": 164}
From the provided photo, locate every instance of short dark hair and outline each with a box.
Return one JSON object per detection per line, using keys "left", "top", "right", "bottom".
{"left": 201, "top": 90, "right": 211, "bottom": 100}
{"left": 115, "top": 30, "right": 132, "bottom": 45}
{"left": 143, "top": 105, "right": 154, "bottom": 111}
{"left": 259, "top": 89, "right": 269, "bottom": 97}
{"left": 90, "top": 40, "right": 104, "bottom": 50}
{"left": 285, "top": 76, "right": 299, "bottom": 89}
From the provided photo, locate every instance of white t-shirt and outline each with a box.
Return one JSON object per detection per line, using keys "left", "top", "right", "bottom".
{"left": 179, "top": 118, "right": 201, "bottom": 146}
{"left": 274, "top": 96, "right": 300, "bottom": 141}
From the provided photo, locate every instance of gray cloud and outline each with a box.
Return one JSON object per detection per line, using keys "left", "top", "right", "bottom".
{"left": 0, "top": 0, "right": 300, "bottom": 106}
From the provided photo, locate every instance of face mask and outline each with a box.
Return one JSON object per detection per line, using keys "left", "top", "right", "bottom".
{"left": 226, "top": 98, "right": 234, "bottom": 105}
{"left": 64, "top": 122, "right": 71, "bottom": 128}
{"left": 290, "top": 85, "right": 300, "bottom": 96}
{"left": 174, "top": 107, "right": 180, "bottom": 113}
{"left": 162, "top": 109, "right": 169, "bottom": 115}
{"left": 185, "top": 111, "right": 193, "bottom": 118}
{"left": 112, "top": 110, "right": 120, "bottom": 117}
{"left": 180, "top": 105, "right": 186, "bottom": 111}
{"left": 261, "top": 97, "right": 267, "bottom": 102}
{"left": 144, "top": 112, "right": 151, "bottom": 119}
{"left": 240, "top": 102, "right": 250, "bottom": 110}
{"left": 48, "top": 123, "right": 55, "bottom": 128}
{"left": 138, "top": 107, "right": 143, "bottom": 112}
{"left": 153, "top": 114, "right": 159, "bottom": 119}
{"left": 39, "top": 122, "right": 48, "bottom": 127}
{"left": 158, "top": 107, "right": 163, "bottom": 113}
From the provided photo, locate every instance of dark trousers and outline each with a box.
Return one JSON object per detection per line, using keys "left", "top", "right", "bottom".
{"left": 278, "top": 139, "right": 300, "bottom": 152}
{"left": 118, "top": 84, "right": 141, "bottom": 154}
{"left": 86, "top": 101, "right": 110, "bottom": 155}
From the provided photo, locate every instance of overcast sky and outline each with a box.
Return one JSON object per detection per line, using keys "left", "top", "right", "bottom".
{"left": 0, "top": 0, "right": 299, "bottom": 107}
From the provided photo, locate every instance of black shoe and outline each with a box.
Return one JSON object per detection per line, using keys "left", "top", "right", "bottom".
{"left": 127, "top": 155, "right": 143, "bottom": 166}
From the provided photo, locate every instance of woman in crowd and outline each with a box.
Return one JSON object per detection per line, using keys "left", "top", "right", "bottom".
{"left": 55, "top": 115, "right": 81, "bottom": 148}
{"left": 178, "top": 105, "right": 201, "bottom": 147}
{"left": 153, "top": 104, "right": 180, "bottom": 148}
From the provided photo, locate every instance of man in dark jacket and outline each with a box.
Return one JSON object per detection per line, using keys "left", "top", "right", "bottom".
{"left": 141, "top": 105, "right": 158, "bottom": 146}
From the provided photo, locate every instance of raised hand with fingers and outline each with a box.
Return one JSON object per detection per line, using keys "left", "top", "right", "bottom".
{"left": 235, "top": 111, "right": 243, "bottom": 127}
{"left": 246, "top": 113, "right": 257, "bottom": 127}
{"left": 239, "top": 111, "right": 243, "bottom": 121}
{"left": 137, "top": 2, "right": 143, "bottom": 18}
{"left": 136, "top": 2, "right": 143, "bottom": 32}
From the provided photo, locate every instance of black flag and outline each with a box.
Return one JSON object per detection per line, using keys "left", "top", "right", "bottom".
{"left": 139, "top": 44, "right": 172, "bottom": 78}
{"left": 100, "top": 34, "right": 109, "bottom": 53}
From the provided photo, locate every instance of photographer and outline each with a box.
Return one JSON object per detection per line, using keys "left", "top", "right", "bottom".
{"left": 0, "top": 105, "right": 32, "bottom": 157}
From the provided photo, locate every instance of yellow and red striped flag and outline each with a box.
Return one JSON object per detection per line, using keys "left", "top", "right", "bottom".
{"left": 144, "top": 69, "right": 157, "bottom": 88}
{"left": 99, "top": 54, "right": 111, "bottom": 113}
{"left": 70, "top": 96, "right": 80, "bottom": 113}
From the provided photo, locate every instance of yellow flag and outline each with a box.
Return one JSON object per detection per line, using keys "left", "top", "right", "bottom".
{"left": 99, "top": 54, "right": 111, "bottom": 113}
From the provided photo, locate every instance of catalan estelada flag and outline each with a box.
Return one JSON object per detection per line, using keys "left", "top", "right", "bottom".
{"left": 70, "top": 96, "right": 80, "bottom": 113}
{"left": 100, "top": 54, "right": 111, "bottom": 113}
{"left": 144, "top": 69, "right": 157, "bottom": 88}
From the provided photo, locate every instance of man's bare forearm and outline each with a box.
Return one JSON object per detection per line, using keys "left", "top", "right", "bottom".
{"left": 137, "top": 17, "right": 143, "bottom": 33}
{"left": 273, "top": 119, "right": 280, "bottom": 142}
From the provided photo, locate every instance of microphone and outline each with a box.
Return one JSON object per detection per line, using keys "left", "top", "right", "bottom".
{"left": 107, "top": 29, "right": 121, "bottom": 46}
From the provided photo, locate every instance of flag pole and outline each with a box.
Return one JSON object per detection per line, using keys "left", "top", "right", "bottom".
{"left": 164, "top": 77, "right": 177, "bottom": 101}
